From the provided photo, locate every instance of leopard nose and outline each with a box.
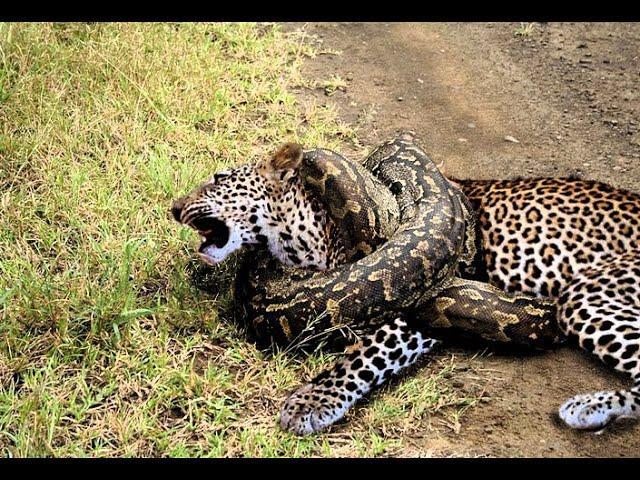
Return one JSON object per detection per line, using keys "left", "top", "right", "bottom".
{"left": 171, "top": 198, "right": 185, "bottom": 222}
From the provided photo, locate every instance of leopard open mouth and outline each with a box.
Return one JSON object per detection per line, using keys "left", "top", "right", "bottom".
{"left": 192, "top": 217, "right": 230, "bottom": 252}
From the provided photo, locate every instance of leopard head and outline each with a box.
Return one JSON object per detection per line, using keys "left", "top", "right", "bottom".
{"left": 171, "top": 143, "right": 306, "bottom": 266}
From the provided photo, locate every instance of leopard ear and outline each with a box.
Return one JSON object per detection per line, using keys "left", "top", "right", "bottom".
{"left": 271, "top": 142, "right": 303, "bottom": 170}
{"left": 257, "top": 143, "right": 304, "bottom": 180}
{"left": 260, "top": 142, "right": 303, "bottom": 171}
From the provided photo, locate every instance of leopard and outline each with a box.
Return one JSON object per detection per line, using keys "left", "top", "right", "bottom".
{"left": 172, "top": 142, "right": 640, "bottom": 435}
{"left": 457, "top": 177, "right": 640, "bottom": 430}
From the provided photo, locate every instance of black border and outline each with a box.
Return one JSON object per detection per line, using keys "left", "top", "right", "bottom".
{"left": 1, "top": 456, "right": 639, "bottom": 466}
{"left": 2, "top": 2, "right": 640, "bottom": 22}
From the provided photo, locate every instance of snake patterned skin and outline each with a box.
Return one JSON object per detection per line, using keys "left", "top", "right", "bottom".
{"left": 234, "top": 134, "right": 563, "bottom": 353}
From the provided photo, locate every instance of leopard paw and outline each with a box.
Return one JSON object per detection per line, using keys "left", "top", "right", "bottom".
{"left": 279, "top": 383, "right": 350, "bottom": 435}
{"left": 559, "top": 391, "right": 620, "bottom": 430}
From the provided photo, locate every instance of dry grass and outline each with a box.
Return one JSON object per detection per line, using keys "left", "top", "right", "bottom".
{"left": 0, "top": 22, "right": 477, "bottom": 457}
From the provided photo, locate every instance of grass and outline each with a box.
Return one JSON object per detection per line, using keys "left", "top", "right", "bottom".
{"left": 513, "top": 22, "right": 535, "bottom": 37}
{"left": 0, "top": 22, "right": 477, "bottom": 457}
{"left": 318, "top": 74, "right": 348, "bottom": 97}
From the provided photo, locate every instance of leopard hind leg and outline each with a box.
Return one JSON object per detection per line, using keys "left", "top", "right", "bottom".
{"left": 557, "top": 252, "right": 640, "bottom": 429}
{"left": 559, "top": 383, "right": 640, "bottom": 430}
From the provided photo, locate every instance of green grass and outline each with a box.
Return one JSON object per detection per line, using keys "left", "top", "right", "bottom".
{"left": 513, "top": 22, "right": 535, "bottom": 37}
{"left": 0, "top": 22, "right": 475, "bottom": 457}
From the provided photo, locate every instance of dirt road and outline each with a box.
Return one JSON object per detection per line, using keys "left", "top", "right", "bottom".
{"left": 288, "top": 22, "right": 640, "bottom": 457}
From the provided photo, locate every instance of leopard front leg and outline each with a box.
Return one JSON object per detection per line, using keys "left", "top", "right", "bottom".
{"left": 279, "top": 317, "right": 438, "bottom": 435}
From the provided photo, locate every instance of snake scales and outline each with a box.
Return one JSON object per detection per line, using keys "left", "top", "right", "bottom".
{"left": 234, "top": 134, "right": 563, "bottom": 352}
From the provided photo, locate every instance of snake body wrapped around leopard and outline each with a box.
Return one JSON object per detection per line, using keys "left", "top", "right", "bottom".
{"left": 233, "top": 134, "right": 563, "bottom": 352}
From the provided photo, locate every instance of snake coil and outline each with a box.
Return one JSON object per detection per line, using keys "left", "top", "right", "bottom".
{"left": 234, "top": 135, "right": 563, "bottom": 352}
